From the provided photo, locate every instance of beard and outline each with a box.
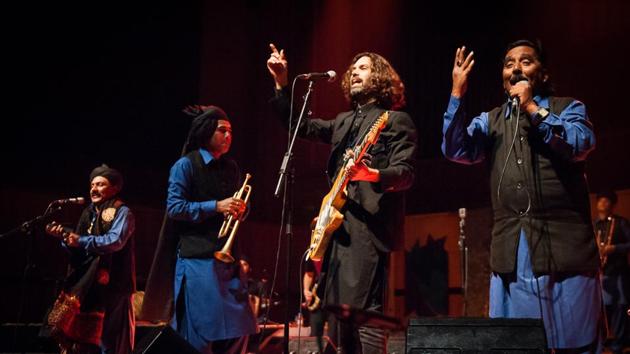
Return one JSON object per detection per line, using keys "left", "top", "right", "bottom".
{"left": 350, "top": 83, "right": 375, "bottom": 103}
{"left": 350, "top": 86, "right": 364, "bottom": 98}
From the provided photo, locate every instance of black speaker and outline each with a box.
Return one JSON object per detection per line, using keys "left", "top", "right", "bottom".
{"left": 133, "top": 325, "right": 200, "bottom": 354}
{"left": 406, "top": 318, "right": 547, "bottom": 353}
{"left": 259, "top": 333, "right": 336, "bottom": 354}
{"left": 0, "top": 323, "right": 58, "bottom": 353}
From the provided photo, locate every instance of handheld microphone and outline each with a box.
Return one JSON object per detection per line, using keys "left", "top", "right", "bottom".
{"left": 298, "top": 70, "right": 337, "bottom": 82}
{"left": 53, "top": 197, "right": 86, "bottom": 205}
{"left": 509, "top": 76, "right": 529, "bottom": 109}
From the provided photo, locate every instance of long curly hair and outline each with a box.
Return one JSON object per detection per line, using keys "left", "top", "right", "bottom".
{"left": 340, "top": 52, "right": 406, "bottom": 110}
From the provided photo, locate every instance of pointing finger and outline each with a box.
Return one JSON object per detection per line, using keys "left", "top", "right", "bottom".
{"left": 269, "top": 43, "right": 278, "bottom": 54}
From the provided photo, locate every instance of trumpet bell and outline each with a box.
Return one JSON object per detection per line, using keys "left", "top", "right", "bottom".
{"left": 215, "top": 173, "right": 252, "bottom": 264}
{"left": 214, "top": 251, "right": 235, "bottom": 263}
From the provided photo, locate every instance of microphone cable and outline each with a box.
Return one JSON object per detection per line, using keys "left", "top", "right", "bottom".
{"left": 495, "top": 100, "right": 532, "bottom": 216}
{"left": 258, "top": 74, "right": 304, "bottom": 350}
{"left": 496, "top": 99, "right": 545, "bottom": 344}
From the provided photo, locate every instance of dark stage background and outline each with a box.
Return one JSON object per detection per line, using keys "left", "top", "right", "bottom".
{"left": 2, "top": 0, "right": 629, "bottom": 326}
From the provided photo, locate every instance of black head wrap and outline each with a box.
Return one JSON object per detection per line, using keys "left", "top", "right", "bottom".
{"left": 596, "top": 190, "right": 618, "bottom": 205}
{"left": 182, "top": 105, "right": 229, "bottom": 154}
{"left": 89, "top": 164, "right": 123, "bottom": 190}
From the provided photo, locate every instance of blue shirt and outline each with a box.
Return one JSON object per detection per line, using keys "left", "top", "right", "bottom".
{"left": 167, "top": 148, "right": 219, "bottom": 222}
{"left": 442, "top": 95, "right": 595, "bottom": 164}
{"left": 74, "top": 204, "right": 135, "bottom": 255}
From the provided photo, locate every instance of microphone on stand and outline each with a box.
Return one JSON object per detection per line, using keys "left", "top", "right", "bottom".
{"left": 458, "top": 208, "right": 466, "bottom": 250}
{"left": 458, "top": 207, "right": 466, "bottom": 225}
{"left": 298, "top": 70, "right": 337, "bottom": 82}
{"left": 52, "top": 197, "right": 86, "bottom": 205}
{"left": 458, "top": 207, "right": 468, "bottom": 315}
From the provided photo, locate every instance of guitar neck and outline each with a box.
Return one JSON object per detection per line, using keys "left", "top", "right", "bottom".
{"left": 328, "top": 111, "right": 389, "bottom": 203}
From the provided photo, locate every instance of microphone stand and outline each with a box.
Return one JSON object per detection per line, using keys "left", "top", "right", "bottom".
{"left": 1, "top": 202, "right": 63, "bottom": 353}
{"left": 0, "top": 208, "right": 60, "bottom": 239}
{"left": 274, "top": 79, "right": 315, "bottom": 354}
{"left": 458, "top": 208, "right": 468, "bottom": 316}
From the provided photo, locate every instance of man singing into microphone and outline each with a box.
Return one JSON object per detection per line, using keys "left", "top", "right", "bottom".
{"left": 267, "top": 44, "right": 417, "bottom": 354}
{"left": 44, "top": 165, "right": 136, "bottom": 354}
{"left": 442, "top": 40, "right": 599, "bottom": 352}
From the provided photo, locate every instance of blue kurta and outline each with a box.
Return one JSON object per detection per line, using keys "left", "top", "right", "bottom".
{"left": 489, "top": 231, "right": 601, "bottom": 350}
{"left": 168, "top": 148, "right": 256, "bottom": 351}
{"left": 173, "top": 256, "right": 256, "bottom": 348}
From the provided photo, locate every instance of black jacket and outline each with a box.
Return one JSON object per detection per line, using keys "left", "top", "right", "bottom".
{"left": 271, "top": 89, "right": 417, "bottom": 252}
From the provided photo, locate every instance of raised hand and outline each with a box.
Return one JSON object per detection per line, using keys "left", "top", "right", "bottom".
{"left": 266, "top": 43, "right": 288, "bottom": 89}
{"left": 451, "top": 46, "right": 475, "bottom": 98}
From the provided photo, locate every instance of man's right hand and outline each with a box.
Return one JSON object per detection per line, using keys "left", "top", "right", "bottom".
{"left": 267, "top": 43, "right": 288, "bottom": 90}
{"left": 451, "top": 46, "right": 475, "bottom": 98}
{"left": 45, "top": 221, "right": 65, "bottom": 239}
{"left": 217, "top": 197, "right": 246, "bottom": 218}
{"left": 45, "top": 222, "right": 80, "bottom": 247}
{"left": 303, "top": 289, "right": 313, "bottom": 304}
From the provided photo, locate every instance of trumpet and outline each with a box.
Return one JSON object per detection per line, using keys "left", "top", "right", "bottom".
{"left": 597, "top": 216, "right": 616, "bottom": 267}
{"left": 215, "top": 173, "right": 252, "bottom": 263}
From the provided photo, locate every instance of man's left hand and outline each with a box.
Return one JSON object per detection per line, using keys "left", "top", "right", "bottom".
{"left": 62, "top": 232, "right": 80, "bottom": 247}
{"left": 602, "top": 244, "right": 616, "bottom": 255}
{"left": 346, "top": 158, "right": 380, "bottom": 182}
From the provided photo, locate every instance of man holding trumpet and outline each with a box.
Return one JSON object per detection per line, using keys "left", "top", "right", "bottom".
{"left": 594, "top": 190, "right": 630, "bottom": 353}
{"left": 166, "top": 105, "right": 256, "bottom": 353}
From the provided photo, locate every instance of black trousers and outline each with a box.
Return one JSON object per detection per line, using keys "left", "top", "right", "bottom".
{"left": 605, "top": 304, "right": 629, "bottom": 353}
{"left": 324, "top": 239, "right": 388, "bottom": 354}
{"left": 326, "top": 302, "right": 387, "bottom": 354}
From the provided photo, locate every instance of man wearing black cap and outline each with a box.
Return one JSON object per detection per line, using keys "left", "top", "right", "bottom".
{"left": 594, "top": 190, "right": 630, "bottom": 354}
{"left": 442, "top": 40, "right": 599, "bottom": 352}
{"left": 45, "top": 164, "right": 136, "bottom": 354}
{"left": 164, "top": 105, "right": 256, "bottom": 353}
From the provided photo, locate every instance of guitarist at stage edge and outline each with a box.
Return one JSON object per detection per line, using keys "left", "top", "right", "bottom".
{"left": 267, "top": 43, "right": 417, "bottom": 354}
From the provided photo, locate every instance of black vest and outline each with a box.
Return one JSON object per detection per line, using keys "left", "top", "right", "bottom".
{"left": 173, "top": 150, "right": 241, "bottom": 258}
{"left": 66, "top": 198, "right": 135, "bottom": 311}
{"left": 487, "top": 96, "right": 598, "bottom": 274}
